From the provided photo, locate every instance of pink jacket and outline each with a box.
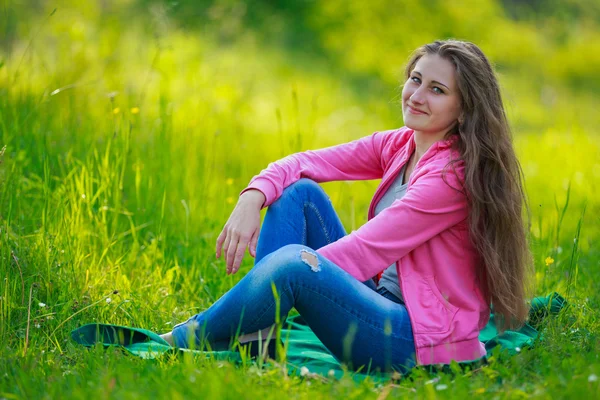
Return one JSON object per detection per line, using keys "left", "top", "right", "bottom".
{"left": 243, "top": 127, "right": 489, "bottom": 365}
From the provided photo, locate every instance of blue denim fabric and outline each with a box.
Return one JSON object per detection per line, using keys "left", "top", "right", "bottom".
{"left": 172, "top": 179, "right": 416, "bottom": 372}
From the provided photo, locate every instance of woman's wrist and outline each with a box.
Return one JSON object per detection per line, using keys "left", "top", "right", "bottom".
{"left": 239, "top": 189, "right": 266, "bottom": 209}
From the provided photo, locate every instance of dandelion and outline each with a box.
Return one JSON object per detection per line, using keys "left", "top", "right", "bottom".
{"left": 106, "top": 297, "right": 112, "bottom": 304}
{"left": 226, "top": 197, "right": 234, "bottom": 204}
{"left": 130, "top": 107, "right": 140, "bottom": 114}
{"left": 589, "top": 374, "right": 598, "bottom": 382}
{"left": 226, "top": 178, "right": 234, "bottom": 185}
{"left": 300, "top": 366, "right": 310, "bottom": 377}
{"left": 113, "top": 107, "right": 120, "bottom": 114}
{"left": 39, "top": 302, "right": 46, "bottom": 308}
{"left": 545, "top": 256, "right": 554, "bottom": 266}
{"left": 435, "top": 384, "right": 448, "bottom": 391}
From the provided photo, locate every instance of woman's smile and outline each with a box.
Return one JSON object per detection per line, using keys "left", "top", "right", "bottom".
{"left": 407, "top": 104, "right": 427, "bottom": 115}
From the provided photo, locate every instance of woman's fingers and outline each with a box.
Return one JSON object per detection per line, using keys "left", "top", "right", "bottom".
{"left": 248, "top": 228, "right": 260, "bottom": 258}
{"left": 231, "top": 237, "right": 249, "bottom": 274}
{"left": 225, "top": 231, "right": 240, "bottom": 274}
{"left": 216, "top": 228, "right": 227, "bottom": 258}
{"left": 222, "top": 233, "right": 231, "bottom": 264}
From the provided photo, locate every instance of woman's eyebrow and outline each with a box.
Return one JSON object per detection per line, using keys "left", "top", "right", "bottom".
{"left": 412, "top": 70, "right": 450, "bottom": 90}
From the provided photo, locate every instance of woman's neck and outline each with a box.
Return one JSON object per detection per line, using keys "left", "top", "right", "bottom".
{"left": 411, "top": 130, "right": 447, "bottom": 161}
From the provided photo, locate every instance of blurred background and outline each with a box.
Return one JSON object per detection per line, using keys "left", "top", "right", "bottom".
{"left": 0, "top": 0, "right": 599, "bottom": 332}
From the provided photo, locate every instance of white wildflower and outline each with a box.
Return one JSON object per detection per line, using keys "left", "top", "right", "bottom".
{"left": 515, "top": 347, "right": 521, "bottom": 352}
{"left": 425, "top": 377, "right": 441, "bottom": 385}
{"left": 39, "top": 302, "right": 46, "bottom": 308}
{"left": 35, "top": 323, "right": 41, "bottom": 329}
{"left": 106, "top": 297, "right": 112, "bottom": 304}
{"left": 328, "top": 369, "right": 336, "bottom": 378}
{"left": 435, "top": 384, "right": 448, "bottom": 391}
{"left": 81, "top": 194, "right": 86, "bottom": 199}
{"left": 589, "top": 374, "right": 598, "bottom": 382}
{"left": 300, "top": 366, "right": 310, "bottom": 377}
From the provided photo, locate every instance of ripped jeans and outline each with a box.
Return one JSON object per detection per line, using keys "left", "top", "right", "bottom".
{"left": 171, "top": 179, "right": 416, "bottom": 372}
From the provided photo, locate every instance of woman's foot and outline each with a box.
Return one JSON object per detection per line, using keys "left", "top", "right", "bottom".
{"left": 160, "top": 331, "right": 174, "bottom": 346}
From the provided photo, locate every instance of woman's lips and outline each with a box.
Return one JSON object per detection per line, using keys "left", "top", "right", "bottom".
{"left": 407, "top": 105, "right": 427, "bottom": 115}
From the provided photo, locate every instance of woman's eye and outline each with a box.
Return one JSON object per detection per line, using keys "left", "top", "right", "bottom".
{"left": 411, "top": 76, "right": 421, "bottom": 83}
{"left": 433, "top": 87, "right": 444, "bottom": 94}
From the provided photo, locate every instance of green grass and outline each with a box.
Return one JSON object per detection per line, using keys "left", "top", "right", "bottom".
{"left": 1, "top": 2, "right": 600, "bottom": 398}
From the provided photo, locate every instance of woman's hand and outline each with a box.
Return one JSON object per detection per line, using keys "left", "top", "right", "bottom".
{"left": 216, "top": 190, "right": 266, "bottom": 275}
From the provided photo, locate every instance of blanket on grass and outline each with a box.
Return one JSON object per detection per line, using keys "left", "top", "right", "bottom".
{"left": 71, "top": 292, "right": 565, "bottom": 380}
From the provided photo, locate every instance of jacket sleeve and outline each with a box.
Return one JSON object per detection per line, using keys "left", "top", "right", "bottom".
{"left": 240, "top": 129, "right": 401, "bottom": 207}
{"left": 316, "top": 164, "right": 468, "bottom": 281}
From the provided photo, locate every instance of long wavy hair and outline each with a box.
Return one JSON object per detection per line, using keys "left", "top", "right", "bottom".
{"left": 404, "top": 40, "right": 534, "bottom": 330}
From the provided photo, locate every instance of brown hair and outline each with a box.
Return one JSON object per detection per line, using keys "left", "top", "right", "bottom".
{"left": 404, "top": 40, "right": 534, "bottom": 330}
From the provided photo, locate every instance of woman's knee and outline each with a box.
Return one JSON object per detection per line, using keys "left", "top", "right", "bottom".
{"left": 255, "top": 244, "right": 321, "bottom": 276}
{"left": 283, "top": 178, "right": 328, "bottom": 202}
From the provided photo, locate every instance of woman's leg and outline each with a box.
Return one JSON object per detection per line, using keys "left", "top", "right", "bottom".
{"left": 171, "top": 244, "right": 415, "bottom": 372}
{"left": 255, "top": 178, "right": 347, "bottom": 262}
{"left": 254, "top": 177, "right": 376, "bottom": 292}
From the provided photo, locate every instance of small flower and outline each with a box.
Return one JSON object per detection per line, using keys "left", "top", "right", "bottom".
{"left": 39, "top": 302, "right": 46, "bottom": 308}
{"left": 113, "top": 107, "right": 120, "bottom": 114}
{"left": 35, "top": 323, "right": 41, "bottom": 329}
{"left": 589, "top": 374, "right": 598, "bottom": 382}
{"left": 81, "top": 194, "right": 86, "bottom": 199}
{"left": 435, "top": 384, "right": 448, "bottom": 391}
{"left": 545, "top": 256, "right": 554, "bottom": 266}
{"left": 515, "top": 347, "right": 521, "bottom": 353}
{"left": 226, "top": 178, "right": 234, "bottom": 185}
{"left": 130, "top": 107, "right": 140, "bottom": 114}
{"left": 327, "top": 369, "right": 336, "bottom": 378}
{"left": 300, "top": 366, "right": 309, "bottom": 377}
{"left": 106, "top": 297, "right": 112, "bottom": 304}
{"left": 226, "top": 197, "right": 234, "bottom": 204}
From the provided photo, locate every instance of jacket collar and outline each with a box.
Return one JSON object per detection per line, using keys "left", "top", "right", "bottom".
{"left": 404, "top": 129, "right": 459, "bottom": 156}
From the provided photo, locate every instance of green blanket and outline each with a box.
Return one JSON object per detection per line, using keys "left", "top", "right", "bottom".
{"left": 71, "top": 292, "right": 565, "bottom": 380}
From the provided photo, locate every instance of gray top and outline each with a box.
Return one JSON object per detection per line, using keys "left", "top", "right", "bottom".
{"left": 374, "top": 163, "right": 409, "bottom": 302}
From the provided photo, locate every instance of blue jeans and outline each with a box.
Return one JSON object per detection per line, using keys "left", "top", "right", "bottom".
{"left": 172, "top": 179, "right": 416, "bottom": 372}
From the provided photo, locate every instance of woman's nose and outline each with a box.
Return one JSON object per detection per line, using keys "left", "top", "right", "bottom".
{"left": 410, "top": 87, "right": 426, "bottom": 104}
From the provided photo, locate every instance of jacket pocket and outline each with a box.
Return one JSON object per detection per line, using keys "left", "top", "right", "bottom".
{"left": 411, "top": 275, "right": 459, "bottom": 334}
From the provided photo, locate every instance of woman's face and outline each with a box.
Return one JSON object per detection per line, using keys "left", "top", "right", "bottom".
{"left": 402, "top": 54, "right": 462, "bottom": 136}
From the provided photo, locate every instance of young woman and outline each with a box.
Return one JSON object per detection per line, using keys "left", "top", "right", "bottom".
{"left": 160, "top": 39, "right": 533, "bottom": 373}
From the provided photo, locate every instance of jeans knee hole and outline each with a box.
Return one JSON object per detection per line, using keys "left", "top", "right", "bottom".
{"left": 299, "top": 249, "right": 321, "bottom": 272}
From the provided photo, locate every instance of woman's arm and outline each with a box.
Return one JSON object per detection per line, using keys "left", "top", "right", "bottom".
{"left": 241, "top": 128, "right": 404, "bottom": 207}
{"left": 218, "top": 127, "right": 405, "bottom": 275}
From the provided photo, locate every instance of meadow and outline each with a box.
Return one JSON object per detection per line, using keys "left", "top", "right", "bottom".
{"left": 1, "top": 0, "right": 599, "bottom": 398}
